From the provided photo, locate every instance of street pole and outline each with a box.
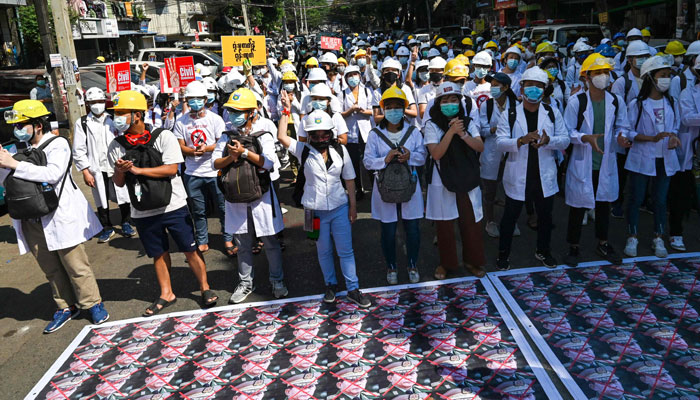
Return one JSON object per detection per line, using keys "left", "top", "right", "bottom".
{"left": 301, "top": 0, "right": 307, "bottom": 34}
{"left": 241, "top": 0, "right": 252, "bottom": 35}
{"left": 426, "top": 0, "right": 432, "bottom": 33}
{"left": 292, "top": 0, "right": 299, "bottom": 36}
{"left": 33, "top": 0, "right": 67, "bottom": 123}
{"left": 282, "top": 0, "right": 289, "bottom": 38}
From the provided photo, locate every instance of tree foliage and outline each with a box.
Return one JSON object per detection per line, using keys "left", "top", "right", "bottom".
{"left": 17, "top": 3, "right": 51, "bottom": 67}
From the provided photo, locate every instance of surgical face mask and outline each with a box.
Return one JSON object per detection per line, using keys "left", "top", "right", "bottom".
{"left": 229, "top": 111, "right": 248, "bottom": 128}
{"left": 90, "top": 103, "right": 105, "bottom": 115}
{"left": 547, "top": 67, "right": 559, "bottom": 79}
{"left": 206, "top": 93, "right": 216, "bottom": 104}
{"left": 113, "top": 114, "right": 130, "bottom": 132}
{"left": 347, "top": 76, "right": 360, "bottom": 87}
{"left": 655, "top": 77, "right": 671, "bottom": 92}
{"left": 440, "top": 102, "right": 459, "bottom": 117}
{"left": 337, "top": 66, "right": 346, "bottom": 74}
{"left": 379, "top": 49, "right": 386, "bottom": 56}
{"left": 417, "top": 71, "right": 429, "bottom": 82}
{"left": 13, "top": 125, "right": 32, "bottom": 142}
{"left": 441, "top": 45, "right": 449, "bottom": 53}
{"left": 490, "top": 86, "right": 503, "bottom": 98}
{"left": 507, "top": 59, "right": 520, "bottom": 70}
{"left": 422, "top": 50, "right": 429, "bottom": 58}
{"left": 474, "top": 67, "right": 488, "bottom": 79}
{"left": 283, "top": 83, "right": 296, "bottom": 92}
{"left": 308, "top": 82, "right": 317, "bottom": 90}
{"left": 634, "top": 57, "right": 648, "bottom": 70}
{"left": 36, "top": 80, "right": 46, "bottom": 86}
{"left": 523, "top": 86, "right": 544, "bottom": 103}
{"left": 311, "top": 100, "right": 327, "bottom": 110}
{"left": 371, "top": 54, "right": 378, "bottom": 62}
{"left": 429, "top": 72, "right": 443, "bottom": 83}
{"left": 300, "top": 50, "right": 306, "bottom": 55}
{"left": 383, "top": 72, "right": 398, "bottom": 85}
{"left": 399, "top": 57, "right": 409, "bottom": 66}
{"left": 357, "top": 58, "right": 367, "bottom": 67}
{"left": 617, "top": 40, "right": 627, "bottom": 47}
{"left": 674, "top": 56, "right": 682, "bottom": 66}
{"left": 384, "top": 108, "right": 404, "bottom": 124}
{"left": 591, "top": 74, "right": 610, "bottom": 90}
{"left": 188, "top": 98, "right": 205, "bottom": 111}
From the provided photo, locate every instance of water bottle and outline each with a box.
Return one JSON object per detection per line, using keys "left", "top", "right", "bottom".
{"left": 134, "top": 182, "right": 142, "bottom": 202}
{"left": 410, "top": 168, "right": 418, "bottom": 184}
{"left": 41, "top": 182, "right": 53, "bottom": 192}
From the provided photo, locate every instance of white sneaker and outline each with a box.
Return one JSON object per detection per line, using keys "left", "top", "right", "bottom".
{"left": 485, "top": 221, "right": 500, "bottom": 238}
{"left": 408, "top": 267, "right": 420, "bottom": 283}
{"left": 670, "top": 236, "right": 686, "bottom": 251}
{"left": 624, "top": 237, "right": 638, "bottom": 257}
{"left": 582, "top": 212, "right": 588, "bottom": 226}
{"left": 513, "top": 224, "right": 521, "bottom": 237}
{"left": 387, "top": 269, "right": 398, "bottom": 285}
{"left": 652, "top": 237, "right": 668, "bottom": 258}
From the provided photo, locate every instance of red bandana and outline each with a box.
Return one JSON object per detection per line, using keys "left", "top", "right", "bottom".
{"left": 124, "top": 129, "right": 152, "bottom": 146}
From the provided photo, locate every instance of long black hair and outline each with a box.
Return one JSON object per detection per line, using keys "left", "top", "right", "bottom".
{"left": 635, "top": 72, "right": 676, "bottom": 129}
{"left": 428, "top": 94, "right": 469, "bottom": 134}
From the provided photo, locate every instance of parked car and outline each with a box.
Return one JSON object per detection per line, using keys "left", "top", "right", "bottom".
{"left": 512, "top": 23, "right": 604, "bottom": 57}
{"left": 137, "top": 47, "right": 223, "bottom": 73}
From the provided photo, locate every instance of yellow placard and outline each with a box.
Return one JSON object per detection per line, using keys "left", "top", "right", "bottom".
{"left": 598, "top": 12, "right": 608, "bottom": 24}
{"left": 221, "top": 35, "right": 266, "bottom": 67}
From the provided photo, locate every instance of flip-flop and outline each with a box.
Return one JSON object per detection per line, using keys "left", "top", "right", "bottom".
{"left": 201, "top": 290, "right": 218, "bottom": 308}
{"left": 465, "top": 264, "right": 486, "bottom": 278}
{"left": 224, "top": 245, "right": 238, "bottom": 258}
{"left": 434, "top": 265, "right": 448, "bottom": 280}
{"left": 143, "top": 298, "right": 176, "bottom": 317}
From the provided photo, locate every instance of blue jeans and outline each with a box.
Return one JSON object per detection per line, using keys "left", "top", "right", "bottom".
{"left": 380, "top": 207, "right": 420, "bottom": 269}
{"left": 314, "top": 203, "right": 359, "bottom": 291}
{"left": 627, "top": 158, "right": 671, "bottom": 235}
{"left": 184, "top": 175, "right": 232, "bottom": 245}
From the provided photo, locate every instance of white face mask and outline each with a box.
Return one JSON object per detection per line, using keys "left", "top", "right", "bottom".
{"left": 591, "top": 74, "right": 610, "bottom": 90}
{"left": 90, "top": 103, "right": 105, "bottom": 116}
{"left": 656, "top": 77, "right": 671, "bottom": 92}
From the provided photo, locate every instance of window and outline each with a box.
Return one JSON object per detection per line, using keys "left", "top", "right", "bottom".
{"left": 556, "top": 27, "right": 604, "bottom": 47}
{"left": 531, "top": 29, "right": 552, "bottom": 43}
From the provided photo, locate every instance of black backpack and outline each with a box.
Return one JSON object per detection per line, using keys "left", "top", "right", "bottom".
{"left": 426, "top": 116, "right": 481, "bottom": 194}
{"left": 371, "top": 126, "right": 418, "bottom": 203}
{"left": 114, "top": 128, "right": 173, "bottom": 211}
{"left": 217, "top": 130, "right": 274, "bottom": 206}
{"left": 292, "top": 141, "right": 345, "bottom": 208}
{"left": 4, "top": 136, "right": 76, "bottom": 220}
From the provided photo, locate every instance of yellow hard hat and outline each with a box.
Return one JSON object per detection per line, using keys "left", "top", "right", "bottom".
{"left": 444, "top": 58, "right": 469, "bottom": 77}
{"left": 641, "top": 29, "right": 651, "bottom": 37}
{"left": 4, "top": 99, "right": 50, "bottom": 124}
{"left": 337, "top": 57, "right": 348, "bottom": 66}
{"left": 387, "top": 39, "right": 394, "bottom": 44}
{"left": 408, "top": 35, "right": 414, "bottom": 40}
{"left": 432, "top": 35, "right": 438, "bottom": 41}
{"left": 354, "top": 33, "right": 359, "bottom": 37}
{"left": 462, "top": 37, "right": 473, "bottom": 46}
{"left": 665, "top": 40, "right": 686, "bottom": 56}
{"left": 455, "top": 54, "right": 468, "bottom": 64}
{"left": 536, "top": 42, "right": 556, "bottom": 54}
{"left": 484, "top": 40, "right": 498, "bottom": 50}
{"left": 281, "top": 59, "right": 293, "bottom": 66}
{"left": 110, "top": 90, "right": 147, "bottom": 111}
{"left": 580, "top": 53, "right": 614, "bottom": 76}
{"left": 515, "top": 43, "right": 526, "bottom": 52}
{"left": 282, "top": 71, "right": 298, "bottom": 81}
{"left": 96, "top": 56, "right": 106, "bottom": 63}
{"left": 354, "top": 49, "right": 367, "bottom": 59}
{"left": 379, "top": 86, "right": 408, "bottom": 109}
{"left": 224, "top": 88, "right": 257, "bottom": 110}
{"left": 464, "top": 50, "right": 476, "bottom": 58}
{"left": 471, "top": 31, "right": 477, "bottom": 36}
{"left": 305, "top": 57, "right": 319, "bottom": 68}
{"left": 435, "top": 38, "right": 448, "bottom": 46}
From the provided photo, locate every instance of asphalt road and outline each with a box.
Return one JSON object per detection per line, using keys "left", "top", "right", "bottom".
{"left": 1, "top": 168, "right": 699, "bottom": 398}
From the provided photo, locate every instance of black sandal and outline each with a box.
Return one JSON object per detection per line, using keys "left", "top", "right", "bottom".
{"left": 224, "top": 245, "right": 238, "bottom": 258}
{"left": 202, "top": 290, "right": 218, "bottom": 308}
{"left": 252, "top": 240, "right": 264, "bottom": 255}
{"left": 143, "top": 298, "right": 176, "bottom": 317}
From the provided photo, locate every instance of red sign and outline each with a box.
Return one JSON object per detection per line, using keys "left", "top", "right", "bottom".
{"left": 320, "top": 36, "right": 342, "bottom": 51}
{"left": 164, "top": 56, "right": 195, "bottom": 90}
{"left": 197, "top": 21, "right": 209, "bottom": 34}
{"left": 494, "top": 0, "right": 517, "bottom": 10}
{"left": 159, "top": 68, "right": 173, "bottom": 94}
{"left": 105, "top": 62, "right": 131, "bottom": 93}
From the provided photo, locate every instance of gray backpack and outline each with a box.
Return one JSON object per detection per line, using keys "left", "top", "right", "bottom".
{"left": 372, "top": 126, "right": 417, "bottom": 203}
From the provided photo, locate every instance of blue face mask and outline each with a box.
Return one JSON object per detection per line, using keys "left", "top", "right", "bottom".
{"left": 490, "top": 86, "right": 502, "bottom": 98}
{"left": 311, "top": 100, "right": 327, "bottom": 110}
{"left": 371, "top": 55, "right": 378, "bottom": 61}
{"left": 507, "top": 59, "right": 520, "bottom": 70}
{"left": 13, "top": 125, "right": 32, "bottom": 142}
{"left": 617, "top": 40, "right": 627, "bottom": 47}
{"left": 384, "top": 108, "right": 404, "bottom": 124}
{"left": 440, "top": 102, "right": 460, "bottom": 117}
{"left": 113, "top": 115, "right": 130, "bottom": 132}
{"left": 399, "top": 57, "right": 409, "bottom": 66}
{"left": 206, "top": 93, "right": 216, "bottom": 104}
{"left": 547, "top": 68, "right": 559, "bottom": 78}
{"left": 308, "top": 82, "right": 317, "bottom": 90}
{"left": 441, "top": 45, "right": 449, "bottom": 53}
{"left": 357, "top": 58, "right": 367, "bottom": 68}
{"left": 347, "top": 76, "right": 360, "bottom": 87}
{"left": 474, "top": 68, "right": 488, "bottom": 79}
{"left": 37, "top": 80, "right": 46, "bottom": 86}
{"left": 188, "top": 98, "right": 205, "bottom": 111}
{"left": 422, "top": 50, "right": 429, "bottom": 58}
{"left": 523, "top": 86, "right": 544, "bottom": 103}
{"left": 283, "top": 83, "right": 296, "bottom": 92}
{"left": 229, "top": 111, "right": 248, "bottom": 128}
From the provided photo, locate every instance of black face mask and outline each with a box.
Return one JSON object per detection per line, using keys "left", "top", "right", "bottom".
{"left": 310, "top": 138, "right": 331, "bottom": 151}
{"left": 429, "top": 72, "right": 443, "bottom": 83}
{"left": 383, "top": 72, "right": 398, "bottom": 84}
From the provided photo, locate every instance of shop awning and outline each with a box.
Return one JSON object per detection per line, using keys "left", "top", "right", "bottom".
{"left": 607, "top": 0, "right": 669, "bottom": 13}
{"left": 118, "top": 30, "right": 158, "bottom": 35}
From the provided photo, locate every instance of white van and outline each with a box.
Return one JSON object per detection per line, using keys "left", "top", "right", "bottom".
{"left": 511, "top": 24, "right": 604, "bottom": 57}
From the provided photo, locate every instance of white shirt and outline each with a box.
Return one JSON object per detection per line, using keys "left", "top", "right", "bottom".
{"left": 287, "top": 138, "right": 355, "bottom": 211}
{"left": 107, "top": 129, "right": 189, "bottom": 219}
{"left": 463, "top": 80, "right": 492, "bottom": 109}
{"left": 417, "top": 84, "right": 438, "bottom": 105}
{"left": 337, "top": 84, "right": 373, "bottom": 143}
{"left": 173, "top": 110, "right": 225, "bottom": 178}
{"left": 649, "top": 98, "right": 666, "bottom": 157}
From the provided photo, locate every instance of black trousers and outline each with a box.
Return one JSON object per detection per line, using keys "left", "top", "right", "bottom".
{"left": 566, "top": 170, "right": 610, "bottom": 245}
{"left": 669, "top": 170, "right": 695, "bottom": 236}
{"left": 499, "top": 179, "right": 553, "bottom": 258}
{"left": 346, "top": 141, "right": 366, "bottom": 193}
{"left": 612, "top": 152, "right": 628, "bottom": 209}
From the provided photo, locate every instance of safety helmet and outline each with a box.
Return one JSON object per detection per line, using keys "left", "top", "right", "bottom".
{"left": 307, "top": 68, "right": 327, "bottom": 81}
{"left": 428, "top": 56, "right": 447, "bottom": 70}
{"left": 444, "top": 59, "right": 469, "bottom": 77}
{"left": 223, "top": 88, "right": 257, "bottom": 110}
{"left": 505, "top": 46, "right": 523, "bottom": 58}
{"left": 131, "top": 84, "right": 152, "bottom": 100}
{"left": 282, "top": 71, "right": 298, "bottom": 81}
{"left": 612, "top": 32, "right": 625, "bottom": 40}
{"left": 4, "top": 99, "right": 50, "bottom": 124}
{"left": 536, "top": 42, "right": 556, "bottom": 54}
{"left": 435, "top": 82, "right": 462, "bottom": 99}
{"left": 309, "top": 82, "right": 333, "bottom": 99}
{"left": 428, "top": 48, "right": 441, "bottom": 58}
{"left": 379, "top": 86, "right": 409, "bottom": 108}
{"left": 381, "top": 58, "right": 402, "bottom": 71}
{"left": 85, "top": 87, "right": 107, "bottom": 102}
{"left": 686, "top": 40, "right": 700, "bottom": 56}
{"left": 202, "top": 77, "right": 218, "bottom": 92}
{"left": 626, "top": 40, "right": 652, "bottom": 57}
{"left": 281, "top": 59, "right": 293, "bottom": 66}
{"left": 415, "top": 59, "right": 429, "bottom": 70}
{"left": 464, "top": 49, "right": 476, "bottom": 57}
{"left": 344, "top": 65, "right": 361, "bottom": 75}
{"left": 640, "top": 55, "right": 673, "bottom": 78}
{"left": 462, "top": 37, "right": 473, "bottom": 46}
{"left": 520, "top": 66, "right": 549, "bottom": 85}
{"left": 483, "top": 40, "right": 498, "bottom": 50}
{"left": 305, "top": 57, "right": 319, "bottom": 68}
{"left": 580, "top": 53, "right": 614, "bottom": 76}
{"left": 337, "top": 57, "right": 348, "bottom": 66}
{"left": 472, "top": 51, "right": 493, "bottom": 67}
{"left": 95, "top": 56, "right": 106, "bottom": 63}
{"left": 378, "top": 42, "right": 388, "bottom": 50}
{"left": 573, "top": 42, "right": 594, "bottom": 53}
{"left": 396, "top": 46, "right": 410, "bottom": 57}
{"left": 594, "top": 43, "right": 616, "bottom": 58}
{"left": 354, "top": 49, "right": 367, "bottom": 59}
{"left": 185, "top": 81, "right": 208, "bottom": 98}
{"left": 407, "top": 35, "right": 414, "bottom": 40}
{"left": 435, "top": 38, "right": 448, "bottom": 46}
{"left": 319, "top": 52, "right": 338, "bottom": 64}
{"left": 641, "top": 29, "right": 651, "bottom": 37}
{"left": 303, "top": 109, "right": 334, "bottom": 132}
{"left": 626, "top": 28, "right": 643, "bottom": 39}
{"left": 665, "top": 40, "right": 686, "bottom": 56}
{"left": 195, "top": 63, "right": 212, "bottom": 77}
{"left": 110, "top": 90, "right": 147, "bottom": 111}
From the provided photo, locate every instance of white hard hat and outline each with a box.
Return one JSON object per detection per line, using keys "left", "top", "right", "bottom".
{"left": 370, "top": 46, "right": 378, "bottom": 53}
{"left": 202, "top": 77, "right": 218, "bottom": 92}
{"left": 573, "top": 41, "right": 594, "bottom": 53}
{"left": 504, "top": 46, "right": 522, "bottom": 57}
{"left": 319, "top": 52, "right": 338, "bottom": 64}
{"left": 521, "top": 37, "right": 530, "bottom": 43}
{"left": 309, "top": 82, "right": 333, "bottom": 98}
{"left": 640, "top": 55, "right": 673, "bottom": 78}
{"left": 378, "top": 42, "right": 388, "bottom": 49}
{"left": 627, "top": 28, "right": 643, "bottom": 38}
{"left": 185, "top": 80, "right": 208, "bottom": 98}
{"left": 686, "top": 40, "right": 700, "bottom": 56}
{"left": 427, "top": 48, "right": 441, "bottom": 58}
{"left": 131, "top": 84, "right": 152, "bottom": 99}
{"left": 520, "top": 66, "right": 549, "bottom": 85}
{"left": 428, "top": 56, "right": 446, "bottom": 70}
{"left": 435, "top": 82, "right": 462, "bottom": 99}
{"left": 381, "top": 58, "right": 402, "bottom": 71}
{"left": 600, "top": 38, "right": 611, "bottom": 45}
{"left": 420, "top": 42, "right": 430, "bottom": 49}
{"left": 396, "top": 46, "right": 410, "bottom": 56}
{"left": 626, "top": 40, "right": 651, "bottom": 57}
{"left": 415, "top": 59, "right": 429, "bottom": 70}
{"left": 195, "top": 63, "right": 212, "bottom": 77}
{"left": 303, "top": 109, "right": 335, "bottom": 131}
{"left": 85, "top": 87, "right": 106, "bottom": 101}
{"left": 307, "top": 67, "right": 327, "bottom": 82}
{"left": 694, "top": 55, "right": 700, "bottom": 70}
{"left": 344, "top": 65, "right": 361, "bottom": 75}
{"left": 472, "top": 51, "right": 493, "bottom": 66}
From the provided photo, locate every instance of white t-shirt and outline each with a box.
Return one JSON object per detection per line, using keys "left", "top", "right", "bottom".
{"left": 418, "top": 84, "right": 439, "bottom": 105}
{"left": 173, "top": 110, "right": 225, "bottom": 177}
{"left": 650, "top": 98, "right": 665, "bottom": 157}
{"left": 463, "top": 80, "right": 492, "bottom": 109}
{"left": 106, "top": 129, "right": 188, "bottom": 219}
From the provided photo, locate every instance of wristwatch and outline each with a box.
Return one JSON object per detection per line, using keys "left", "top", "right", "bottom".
{"left": 241, "top": 149, "right": 249, "bottom": 159}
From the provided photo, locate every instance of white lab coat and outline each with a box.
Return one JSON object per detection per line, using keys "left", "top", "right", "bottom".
{"left": 678, "top": 85, "right": 700, "bottom": 171}
{"left": 212, "top": 132, "right": 284, "bottom": 237}
{"left": 479, "top": 96, "right": 514, "bottom": 180}
{"left": 563, "top": 91, "right": 630, "bottom": 209}
{"left": 338, "top": 84, "right": 373, "bottom": 143}
{"left": 496, "top": 103, "right": 571, "bottom": 201}
{"left": 363, "top": 124, "right": 426, "bottom": 223}
{"left": 671, "top": 67, "right": 696, "bottom": 103}
{"left": 625, "top": 97, "right": 681, "bottom": 177}
{"left": 72, "top": 113, "right": 130, "bottom": 209}
{"left": 0, "top": 135, "right": 102, "bottom": 255}
{"left": 564, "top": 62, "right": 582, "bottom": 98}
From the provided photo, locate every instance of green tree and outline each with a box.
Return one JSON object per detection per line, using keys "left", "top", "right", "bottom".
{"left": 17, "top": 3, "right": 49, "bottom": 66}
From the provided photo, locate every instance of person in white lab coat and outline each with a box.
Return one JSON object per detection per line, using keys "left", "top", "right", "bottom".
{"left": 363, "top": 87, "right": 426, "bottom": 285}
{"left": 372, "top": 58, "right": 419, "bottom": 127}
{"left": 213, "top": 88, "right": 287, "bottom": 304}
{"left": 563, "top": 54, "right": 631, "bottom": 267}
{"left": 277, "top": 109, "right": 371, "bottom": 309}
{"left": 499, "top": 46, "right": 523, "bottom": 95}
{"left": 424, "top": 82, "right": 486, "bottom": 280}
{"left": 0, "top": 100, "right": 108, "bottom": 333}
{"left": 73, "top": 87, "right": 134, "bottom": 243}
{"left": 623, "top": 55, "right": 682, "bottom": 258}
{"left": 495, "top": 67, "right": 570, "bottom": 270}
{"left": 565, "top": 41, "right": 594, "bottom": 98}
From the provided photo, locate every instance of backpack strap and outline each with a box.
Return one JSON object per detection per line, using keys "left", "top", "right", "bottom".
{"left": 371, "top": 127, "right": 398, "bottom": 149}
{"left": 37, "top": 135, "right": 78, "bottom": 197}
{"left": 486, "top": 98, "right": 494, "bottom": 123}
{"left": 575, "top": 92, "right": 588, "bottom": 131}
{"left": 623, "top": 74, "right": 632, "bottom": 102}
{"left": 611, "top": 93, "right": 619, "bottom": 117}
{"left": 80, "top": 115, "right": 89, "bottom": 146}
{"left": 508, "top": 102, "right": 518, "bottom": 137}
{"left": 398, "top": 126, "right": 416, "bottom": 148}
{"left": 542, "top": 103, "right": 555, "bottom": 124}
{"left": 681, "top": 72, "right": 688, "bottom": 91}
{"left": 463, "top": 96, "right": 472, "bottom": 116}
{"left": 634, "top": 99, "right": 643, "bottom": 131}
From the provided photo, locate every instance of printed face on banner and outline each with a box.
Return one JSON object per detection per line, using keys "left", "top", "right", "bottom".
{"left": 320, "top": 36, "right": 343, "bottom": 51}
{"left": 105, "top": 62, "right": 131, "bottom": 93}
{"left": 164, "top": 56, "right": 195, "bottom": 90}
{"left": 221, "top": 36, "right": 266, "bottom": 66}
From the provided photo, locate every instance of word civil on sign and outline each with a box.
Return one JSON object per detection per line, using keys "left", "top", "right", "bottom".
{"left": 164, "top": 56, "right": 195, "bottom": 90}
{"left": 221, "top": 35, "right": 266, "bottom": 66}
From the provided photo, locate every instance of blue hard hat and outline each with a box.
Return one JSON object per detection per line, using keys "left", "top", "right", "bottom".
{"left": 595, "top": 43, "right": 616, "bottom": 57}
{"left": 612, "top": 32, "right": 625, "bottom": 40}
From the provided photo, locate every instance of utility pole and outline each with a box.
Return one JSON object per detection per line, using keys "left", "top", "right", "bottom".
{"left": 292, "top": 0, "right": 299, "bottom": 36}
{"left": 303, "top": 0, "right": 309, "bottom": 34}
{"left": 426, "top": 0, "right": 432, "bottom": 32}
{"left": 33, "top": 0, "right": 67, "bottom": 123}
{"left": 300, "top": 0, "right": 305, "bottom": 34}
{"left": 241, "top": 0, "right": 252, "bottom": 35}
{"left": 282, "top": 0, "right": 289, "bottom": 38}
